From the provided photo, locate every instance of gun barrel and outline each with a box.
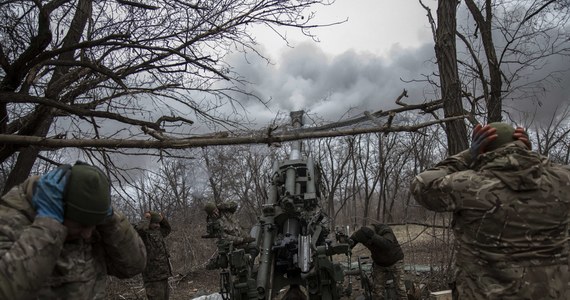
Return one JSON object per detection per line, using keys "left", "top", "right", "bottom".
{"left": 288, "top": 111, "right": 304, "bottom": 160}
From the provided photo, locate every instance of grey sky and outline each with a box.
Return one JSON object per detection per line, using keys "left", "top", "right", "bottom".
{"left": 227, "top": 0, "right": 570, "bottom": 128}
{"left": 253, "top": 0, "right": 437, "bottom": 59}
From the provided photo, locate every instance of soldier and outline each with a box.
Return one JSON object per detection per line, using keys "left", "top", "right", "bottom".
{"left": 350, "top": 223, "right": 408, "bottom": 300}
{"left": 0, "top": 162, "right": 147, "bottom": 299}
{"left": 203, "top": 201, "right": 255, "bottom": 246}
{"left": 203, "top": 201, "right": 257, "bottom": 270}
{"left": 411, "top": 123, "right": 570, "bottom": 299}
{"left": 135, "top": 211, "right": 172, "bottom": 300}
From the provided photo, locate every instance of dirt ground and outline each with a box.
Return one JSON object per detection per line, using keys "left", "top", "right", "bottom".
{"left": 106, "top": 224, "right": 452, "bottom": 300}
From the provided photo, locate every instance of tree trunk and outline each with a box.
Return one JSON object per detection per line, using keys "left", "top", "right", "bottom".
{"left": 436, "top": 0, "right": 469, "bottom": 155}
{"left": 2, "top": 0, "right": 93, "bottom": 192}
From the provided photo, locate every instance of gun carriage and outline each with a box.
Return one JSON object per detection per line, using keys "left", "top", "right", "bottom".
{"left": 203, "top": 111, "right": 372, "bottom": 300}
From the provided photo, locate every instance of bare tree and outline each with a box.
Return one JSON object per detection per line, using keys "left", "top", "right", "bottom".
{"left": 0, "top": 0, "right": 339, "bottom": 191}
{"left": 530, "top": 104, "right": 570, "bottom": 164}
{"left": 310, "top": 137, "right": 352, "bottom": 230}
{"left": 201, "top": 145, "right": 274, "bottom": 225}
{"left": 421, "top": 0, "right": 469, "bottom": 155}
{"left": 459, "top": 0, "right": 570, "bottom": 121}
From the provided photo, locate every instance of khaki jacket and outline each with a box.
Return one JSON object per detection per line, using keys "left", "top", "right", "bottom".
{"left": 0, "top": 177, "right": 147, "bottom": 300}
{"left": 411, "top": 142, "right": 570, "bottom": 299}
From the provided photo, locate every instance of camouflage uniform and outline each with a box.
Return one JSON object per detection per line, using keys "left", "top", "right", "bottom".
{"left": 207, "top": 201, "right": 253, "bottom": 247}
{"left": 135, "top": 215, "right": 172, "bottom": 300}
{"left": 0, "top": 176, "right": 147, "bottom": 299}
{"left": 219, "top": 213, "right": 253, "bottom": 246}
{"left": 411, "top": 141, "right": 570, "bottom": 299}
{"left": 351, "top": 224, "right": 408, "bottom": 300}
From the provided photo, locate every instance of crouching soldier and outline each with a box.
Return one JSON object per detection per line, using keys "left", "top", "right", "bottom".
{"left": 350, "top": 223, "right": 408, "bottom": 300}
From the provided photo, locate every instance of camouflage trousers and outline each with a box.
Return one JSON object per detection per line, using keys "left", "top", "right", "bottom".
{"left": 371, "top": 260, "right": 408, "bottom": 300}
{"left": 144, "top": 279, "right": 170, "bottom": 300}
{"left": 453, "top": 262, "right": 568, "bottom": 300}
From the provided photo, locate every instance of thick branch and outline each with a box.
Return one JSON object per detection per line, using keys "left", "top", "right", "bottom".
{"left": 0, "top": 116, "right": 467, "bottom": 149}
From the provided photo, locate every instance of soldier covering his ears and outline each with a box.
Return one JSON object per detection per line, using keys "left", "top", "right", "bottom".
{"left": 0, "top": 162, "right": 147, "bottom": 299}
{"left": 350, "top": 224, "right": 408, "bottom": 300}
{"left": 411, "top": 123, "right": 570, "bottom": 299}
{"left": 135, "top": 210, "right": 172, "bottom": 300}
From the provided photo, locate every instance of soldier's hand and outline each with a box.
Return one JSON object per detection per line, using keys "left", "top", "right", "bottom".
{"left": 513, "top": 127, "right": 532, "bottom": 150}
{"left": 470, "top": 124, "right": 498, "bottom": 158}
{"left": 212, "top": 207, "right": 220, "bottom": 218}
{"left": 348, "top": 238, "right": 356, "bottom": 249}
{"left": 32, "top": 164, "right": 72, "bottom": 223}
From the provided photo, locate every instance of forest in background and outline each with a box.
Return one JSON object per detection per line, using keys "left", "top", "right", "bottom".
{"left": 2, "top": 0, "right": 570, "bottom": 297}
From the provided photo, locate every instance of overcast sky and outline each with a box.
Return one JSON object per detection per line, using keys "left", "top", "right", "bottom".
{"left": 221, "top": 0, "right": 570, "bottom": 129}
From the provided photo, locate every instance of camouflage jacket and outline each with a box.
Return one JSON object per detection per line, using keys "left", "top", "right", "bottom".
{"left": 0, "top": 176, "right": 147, "bottom": 300}
{"left": 411, "top": 142, "right": 570, "bottom": 298}
{"left": 218, "top": 211, "right": 251, "bottom": 246}
{"left": 354, "top": 224, "right": 404, "bottom": 267}
{"left": 135, "top": 217, "right": 172, "bottom": 282}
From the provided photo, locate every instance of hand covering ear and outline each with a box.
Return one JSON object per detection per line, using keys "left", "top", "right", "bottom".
{"left": 470, "top": 124, "right": 498, "bottom": 158}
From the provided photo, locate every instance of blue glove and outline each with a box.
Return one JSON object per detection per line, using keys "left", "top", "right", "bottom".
{"left": 106, "top": 205, "right": 114, "bottom": 217}
{"left": 470, "top": 124, "right": 497, "bottom": 158}
{"left": 32, "top": 164, "right": 72, "bottom": 223}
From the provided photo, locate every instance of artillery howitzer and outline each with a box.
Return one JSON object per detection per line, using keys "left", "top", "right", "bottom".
{"left": 203, "top": 111, "right": 371, "bottom": 299}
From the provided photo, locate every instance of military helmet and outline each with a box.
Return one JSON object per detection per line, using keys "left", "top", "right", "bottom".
{"left": 485, "top": 122, "right": 516, "bottom": 152}
{"left": 149, "top": 211, "right": 161, "bottom": 223}
{"left": 204, "top": 202, "right": 217, "bottom": 214}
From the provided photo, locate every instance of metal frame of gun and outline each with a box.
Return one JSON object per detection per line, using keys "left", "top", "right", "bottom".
{"left": 202, "top": 111, "right": 372, "bottom": 300}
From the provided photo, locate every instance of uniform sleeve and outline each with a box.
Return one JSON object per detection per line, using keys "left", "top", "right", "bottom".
{"left": 0, "top": 217, "right": 67, "bottom": 300}
{"left": 134, "top": 218, "right": 149, "bottom": 236}
{"left": 367, "top": 235, "right": 390, "bottom": 249}
{"left": 159, "top": 218, "right": 171, "bottom": 237}
{"left": 367, "top": 232, "right": 398, "bottom": 250}
{"left": 97, "top": 210, "right": 147, "bottom": 278}
{"left": 410, "top": 150, "right": 472, "bottom": 212}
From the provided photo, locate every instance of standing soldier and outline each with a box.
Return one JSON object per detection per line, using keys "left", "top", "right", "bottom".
{"left": 0, "top": 162, "right": 147, "bottom": 299}
{"left": 350, "top": 223, "right": 408, "bottom": 300}
{"left": 411, "top": 123, "right": 570, "bottom": 299}
{"left": 136, "top": 211, "right": 172, "bottom": 300}
{"left": 203, "top": 201, "right": 257, "bottom": 270}
{"left": 203, "top": 201, "right": 255, "bottom": 247}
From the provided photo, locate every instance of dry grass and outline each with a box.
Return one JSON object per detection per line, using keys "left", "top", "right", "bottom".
{"left": 106, "top": 224, "right": 454, "bottom": 299}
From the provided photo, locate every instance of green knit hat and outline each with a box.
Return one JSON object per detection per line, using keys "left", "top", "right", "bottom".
{"left": 485, "top": 122, "right": 516, "bottom": 152}
{"left": 64, "top": 163, "right": 111, "bottom": 225}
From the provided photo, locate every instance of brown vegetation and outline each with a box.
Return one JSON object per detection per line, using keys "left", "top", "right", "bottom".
{"left": 106, "top": 224, "right": 454, "bottom": 299}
